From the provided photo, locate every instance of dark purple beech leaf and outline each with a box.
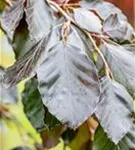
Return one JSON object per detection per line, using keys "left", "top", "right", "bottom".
{"left": 0, "top": 67, "right": 18, "bottom": 104}
{"left": 74, "top": 8, "right": 102, "bottom": 34}
{"left": 98, "top": 42, "right": 135, "bottom": 94}
{"left": 67, "top": 26, "right": 87, "bottom": 50}
{"left": 95, "top": 77, "right": 134, "bottom": 144}
{"left": 71, "top": 25, "right": 95, "bottom": 55}
{"left": 46, "top": 24, "right": 93, "bottom": 53}
{"left": 103, "top": 14, "right": 135, "bottom": 42}
{"left": 122, "top": 44, "right": 135, "bottom": 52}
{"left": 3, "top": 25, "right": 65, "bottom": 88}
{"left": 36, "top": 42, "right": 100, "bottom": 129}
{"left": 0, "top": 0, "right": 25, "bottom": 40}
{"left": 122, "top": 121, "right": 135, "bottom": 149}
{"left": 3, "top": 38, "right": 48, "bottom": 87}
{"left": 24, "top": 0, "right": 53, "bottom": 41}
{"left": 80, "top": 0, "right": 127, "bottom": 21}
{"left": 45, "top": 24, "right": 93, "bottom": 54}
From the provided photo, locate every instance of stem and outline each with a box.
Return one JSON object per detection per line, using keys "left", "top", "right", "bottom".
{"left": 86, "top": 32, "right": 114, "bottom": 79}
{"left": 59, "top": 3, "right": 80, "bottom": 7}
{"left": 47, "top": 0, "right": 72, "bottom": 21}
{"left": 61, "top": 20, "right": 71, "bottom": 42}
{"left": 91, "top": 33, "right": 109, "bottom": 40}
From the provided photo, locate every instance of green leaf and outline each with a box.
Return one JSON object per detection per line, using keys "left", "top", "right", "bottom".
{"left": 44, "top": 106, "right": 61, "bottom": 130}
{"left": 37, "top": 41, "right": 100, "bottom": 129}
{"left": 103, "top": 14, "right": 135, "bottom": 42}
{"left": 93, "top": 124, "right": 135, "bottom": 150}
{"left": 99, "top": 42, "right": 135, "bottom": 94}
{"left": 95, "top": 77, "right": 134, "bottom": 144}
{"left": 22, "top": 77, "right": 45, "bottom": 131}
{"left": 22, "top": 77, "right": 62, "bottom": 148}
{"left": 0, "top": 67, "right": 18, "bottom": 104}
{"left": 1, "top": 0, "right": 25, "bottom": 40}
{"left": 93, "top": 126, "right": 118, "bottom": 150}
{"left": 74, "top": 8, "right": 102, "bottom": 33}
{"left": 22, "top": 77, "right": 60, "bottom": 131}
{"left": 24, "top": 0, "right": 53, "bottom": 41}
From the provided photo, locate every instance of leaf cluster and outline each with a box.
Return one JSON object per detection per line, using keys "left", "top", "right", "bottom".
{"left": 0, "top": 0, "right": 135, "bottom": 149}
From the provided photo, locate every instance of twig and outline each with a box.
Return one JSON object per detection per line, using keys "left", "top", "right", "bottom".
{"left": 59, "top": 3, "right": 80, "bottom": 7}
{"left": 61, "top": 20, "right": 71, "bottom": 42}
{"left": 85, "top": 32, "right": 114, "bottom": 79}
{"left": 47, "top": 0, "right": 72, "bottom": 21}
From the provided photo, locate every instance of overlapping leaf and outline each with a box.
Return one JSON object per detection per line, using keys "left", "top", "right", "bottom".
{"left": 25, "top": 0, "right": 53, "bottom": 41}
{"left": 95, "top": 77, "right": 133, "bottom": 144}
{"left": 1, "top": 0, "right": 135, "bottom": 148}
{"left": 22, "top": 77, "right": 60, "bottom": 131}
{"left": 0, "top": 0, "right": 25, "bottom": 40}
{"left": 74, "top": 8, "right": 102, "bottom": 33}
{"left": 22, "top": 77, "right": 45, "bottom": 130}
{"left": 3, "top": 38, "right": 47, "bottom": 87}
{"left": 80, "top": 0, "right": 135, "bottom": 42}
{"left": 103, "top": 14, "right": 135, "bottom": 42}
{"left": 22, "top": 77, "right": 64, "bottom": 149}
{"left": 123, "top": 44, "right": 135, "bottom": 52}
{"left": 1, "top": 0, "right": 53, "bottom": 41}
{"left": 93, "top": 124, "right": 135, "bottom": 150}
{"left": 122, "top": 121, "right": 135, "bottom": 149}
{"left": 70, "top": 25, "right": 95, "bottom": 54}
{"left": 80, "top": 0, "right": 127, "bottom": 20}
{"left": 67, "top": 26, "right": 87, "bottom": 50}
{"left": 99, "top": 42, "right": 135, "bottom": 94}
{"left": 3, "top": 25, "right": 64, "bottom": 88}
{"left": 37, "top": 41, "right": 100, "bottom": 129}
